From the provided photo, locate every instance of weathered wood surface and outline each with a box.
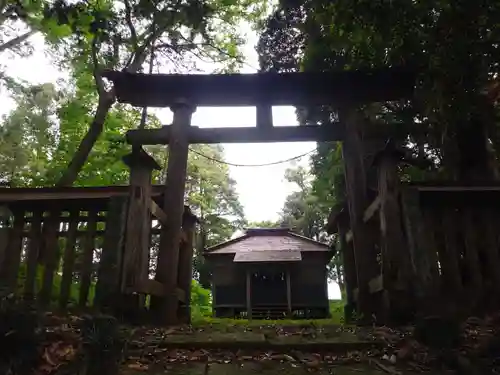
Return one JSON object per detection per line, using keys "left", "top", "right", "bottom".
{"left": 152, "top": 103, "right": 195, "bottom": 325}
{"left": 103, "top": 67, "right": 416, "bottom": 107}
{"left": 126, "top": 279, "right": 185, "bottom": 302}
{"left": 79, "top": 210, "right": 98, "bottom": 307}
{"left": 150, "top": 199, "right": 167, "bottom": 224}
{"left": 481, "top": 209, "right": 500, "bottom": 305}
{"left": 94, "top": 196, "right": 128, "bottom": 310}
{"left": 39, "top": 209, "right": 63, "bottom": 306}
{"left": 127, "top": 124, "right": 346, "bottom": 144}
{"left": 122, "top": 150, "right": 159, "bottom": 301}
{"left": 177, "top": 215, "right": 197, "bottom": 323}
{"left": 377, "top": 150, "right": 411, "bottom": 321}
{"left": 256, "top": 103, "right": 273, "bottom": 130}
{"left": 24, "top": 210, "right": 42, "bottom": 299}
{"left": 460, "top": 208, "right": 483, "bottom": 309}
{"left": 59, "top": 210, "right": 79, "bottom": 308}
{"left": 341, "top": 109, "right": 379, "bottom": 320}
{"left": 1, "top": 210, "right": 24, "bottom": 290}
{"left": 337, "top": 213, "right": 357, "bottom": 322}
{"left": 400, "top": 188, "right": 439, "bottom": 312}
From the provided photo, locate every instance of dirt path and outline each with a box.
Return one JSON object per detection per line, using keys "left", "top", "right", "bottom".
{"left": 120, "top": 358, "right": 447, "bottom": 375}
{"left": 118, "top": 323, "right": 447, "bottom": 374}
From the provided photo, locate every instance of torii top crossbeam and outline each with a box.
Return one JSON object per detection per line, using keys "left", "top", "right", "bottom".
{"left": 103, "top": 66, "right": 415, "bottom": 108}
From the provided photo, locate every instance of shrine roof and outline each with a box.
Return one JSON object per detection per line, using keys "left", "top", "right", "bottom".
{"left": 204, "top": 227, "right": 330, "bottom": 260}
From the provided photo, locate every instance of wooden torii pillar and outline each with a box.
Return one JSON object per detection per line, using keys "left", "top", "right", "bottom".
{"left": 150, "top": 101, "right": 196, "bottom": 325}
{"left": 340, "top": 109, "right": 380, "bottom": 323}
{"left": 177, "top": 207, "right": 199, "bottom": 324}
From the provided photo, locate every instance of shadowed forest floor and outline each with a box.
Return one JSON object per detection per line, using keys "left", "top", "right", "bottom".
{"left": 29, "top": 314, "right": 500, "bottom": 374}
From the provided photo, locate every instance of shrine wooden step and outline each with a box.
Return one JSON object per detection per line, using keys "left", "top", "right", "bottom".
{"left": 251, "top": 307, "right": 288, "bottom": 320}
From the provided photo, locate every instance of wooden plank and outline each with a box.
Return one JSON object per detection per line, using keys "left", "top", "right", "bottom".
{"left": 415, "top": 185, "right": 500, "bottom": 191}
{"left": 126, "top": 279, "right": 185, "bottom": 303}
{"left": 341, "top": 109, "right": 379, "bottom": 321}
{"left": 400, "top": 188, "right": 440, "bottom": 312}
{"left": 151, "top": 103, "right": 194, "bottom": 325}
{"left": 461, "top": 208, "right": 483, "bottom": 308}
{"left": 377, "top": 150, "right": 412, "bottom": 321}
{"left": 1, "top": 210, "right": 25, "bottom": 290}
{"left": 338, "top": 213, "right": 357, "bottom": 322}
{"left": 59, "top": 210, "right": 79, "bottom": 309}
{"left": 246, "top": 270, "right": 252, "bottom": 320}
{"left": 256, "top": 103, "right": 273, "bottom": 130}
{"left": 103, "top": 67, "right": 416, "bottom": 107}
{"left": 23, "top": 210, "right": 42, "bottom": 299}
{"left": 78, "top": 210, "right": 98, "bottom": 307}
{"left": 121, "top": 150, "right": 160, "bottom": 315}
{"left": 368, "top": 274, "right": 383, "bottom": 294}
{"left": 441, "top": 209, "right": 463, "bottom": 293}
{"left": 24, "top": 215, "right": 107, "bottom": 223}
{"left": 286, "top": 270, "right": 292, "bottom": 315}
{"left": 39, "top": 209, "right": 64, "bottom": 306}
{"left": 0, "top": 185, "right": 163, "bottom": 202}
{"left": 346, "top": 230, "right": 353, "bottom": 243}
{"left": 481, "top": 209, "right": 500, "bottom": 296}
{"left": 0, "top": 227, "right": 9, "bottom": 274}
{"left": 94, "top": 197, "right": 128, "bottom": 310}
{"left": 149, "top": 199, "right": 167, "bottom": 225}
{"left": 177, "top": 216, "right": 196, "bottom": 323}
{"left": 363, "top": 195, "right": 381, "bottom": 223}
{"left": 127, "top": 124, "right": 345, "bottom": 145}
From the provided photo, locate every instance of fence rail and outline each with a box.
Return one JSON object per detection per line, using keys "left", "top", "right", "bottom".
{"left": 0, "top": 185, "right": 196, "bottom": 323}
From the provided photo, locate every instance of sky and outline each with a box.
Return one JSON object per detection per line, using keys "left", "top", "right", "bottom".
{"left": 0, "top": 29, "right": 341, "bottom": 299}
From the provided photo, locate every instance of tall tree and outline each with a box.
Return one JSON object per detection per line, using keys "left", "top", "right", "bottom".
{"left": 259, "top": 0, "right": 500, "bottom": 181}
{"left": 184, "top": 144, "right": 245, "bottom": 288}
{"left": 280, "top": 163, "right": 325, "bottom": 241}
{"left": 0, "top": 82, "right": 59, "bottom": 186}
{"left": 36, "top": 0, "right": 267, "bottom": 187}
{"left": 278, "top": 163, "right": 343, "bottom": 288}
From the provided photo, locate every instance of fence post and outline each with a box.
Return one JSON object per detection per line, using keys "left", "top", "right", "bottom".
{"left": 375, "top": 145, "right": 412, "bottom": 323}
{"left": 94, "top": 196, "right": 128, "bottom": 312}
{"left": 400, "top": 187, "right": 439, "bottom": 315}
{"left": 120, "top": 148, "right": 161, "bottom": 317}
{"left": 177, "top": 207, "right": 198, "bottom": 324}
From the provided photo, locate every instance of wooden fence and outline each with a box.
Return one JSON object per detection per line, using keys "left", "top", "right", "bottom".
{"left": 0, "top": 183, "right": 197, "bottom": 323}
{"left": 402, "top": 185, "right": 500, "bottom": 315}
{"left": 0, "top": 187, "right": 146, "bottom": 309}
{"left": 330, "top": 182, "right": 500, "bottom": 323}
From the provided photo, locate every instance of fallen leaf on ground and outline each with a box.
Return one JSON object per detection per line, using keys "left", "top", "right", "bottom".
{"left": 127, "top": 363, "right": 149, "bottom": 371}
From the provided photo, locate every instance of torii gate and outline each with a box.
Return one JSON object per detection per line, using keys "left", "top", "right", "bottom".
{"left": 103, "top": 67, "right": 415, "bottom": 325}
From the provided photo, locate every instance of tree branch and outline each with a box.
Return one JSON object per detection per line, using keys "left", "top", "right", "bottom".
{"left": 90, "top": 37, "right": 107, "bottom": 97}
{"left": 123, "top": 0, "right": 138, "bottom": 50}
{"left": 0, "top": 29, "right": 37, "bottom": 53}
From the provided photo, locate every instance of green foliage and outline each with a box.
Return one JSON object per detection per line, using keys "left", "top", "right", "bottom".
{"left": 17, "top": 263, "right": 96, "bottom": 306}
{"left": 257, "top": 0, "right": 500, "bottom": 297}
{"left": 246, "top": 220, "right": 279, "bottom": 228}
{"left": 280, "top": 163, "right": 326, "bottom": 241}
{"left": 190, "top": 279, "right": 212, "bottom": 321}
{"left": 259, "top": 0, "right": 500, "bottom": 181}
{"left": 329, "top": 299, "right": 344, "bottom": 324}
{"left": 185, "top": 144, "right": 246, "bottom": 287}
{"left": 277, "top": 162, "right": 343, "bottom": 286}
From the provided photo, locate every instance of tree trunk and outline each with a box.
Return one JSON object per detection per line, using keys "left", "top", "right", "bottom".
{"left": 56, "top": 96, "right": 114, "bottom": 187}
